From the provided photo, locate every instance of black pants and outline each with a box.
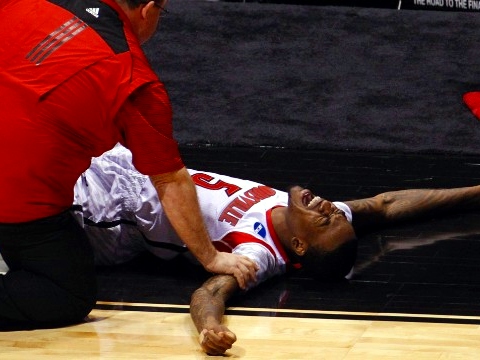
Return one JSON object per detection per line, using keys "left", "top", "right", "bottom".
{"left": 0, "top": 211, "right": 97, "bottom": 329}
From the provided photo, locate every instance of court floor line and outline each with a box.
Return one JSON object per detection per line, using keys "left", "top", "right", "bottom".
{"left": 95, "top": 301, "right": 480, "bottom": 325}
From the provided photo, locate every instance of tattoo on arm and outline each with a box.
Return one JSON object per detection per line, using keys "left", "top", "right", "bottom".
{"left": 346, "top": 186, "right": 480, "bottom": 231}
{"left": 190, "top": 275, "right": 239, "bottom": 332}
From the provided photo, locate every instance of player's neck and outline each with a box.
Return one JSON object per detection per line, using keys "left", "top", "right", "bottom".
{"left": 270, "top": 207, "right": 294, "bottom": 253}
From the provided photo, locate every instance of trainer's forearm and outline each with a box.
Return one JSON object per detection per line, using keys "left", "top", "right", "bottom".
{"left": 150, "top": 168, "right": 216, "bottom": 267}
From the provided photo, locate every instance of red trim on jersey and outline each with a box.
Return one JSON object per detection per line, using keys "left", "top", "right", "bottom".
{"left": 215, "top": 232, "right": 278, "bottom": 260}
{"left": 266, "top": 207, "right": 302, "bottom": 270}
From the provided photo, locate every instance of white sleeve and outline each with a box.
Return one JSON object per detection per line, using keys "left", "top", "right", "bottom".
{"left": 233, "top": 243, "right": 284, "bottom": 291}
{"left": 333, "top": 201, "right": 352, "bottom": 223}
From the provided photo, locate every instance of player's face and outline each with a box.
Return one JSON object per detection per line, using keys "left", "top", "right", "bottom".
{"left": 285, "top": 186, "right": 356, "bottom": 253}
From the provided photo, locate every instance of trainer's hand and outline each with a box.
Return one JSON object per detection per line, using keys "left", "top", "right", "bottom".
{"left": 199, "top": 326, "right": 237, "bottom": 355}
{"left": 204, "top": 252, "right": 258, "bottom": 290}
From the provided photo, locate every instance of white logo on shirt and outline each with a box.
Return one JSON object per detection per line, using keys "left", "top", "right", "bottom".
{"left": 86, "top": 8, "right": 99, "bottom": 18}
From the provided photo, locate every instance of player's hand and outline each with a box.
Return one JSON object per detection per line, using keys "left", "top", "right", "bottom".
{"left": 199, "top": 326, "right": 237, "bottom": 355}
{"left": 204, "top": 252, "right": 259, "bottom": 290}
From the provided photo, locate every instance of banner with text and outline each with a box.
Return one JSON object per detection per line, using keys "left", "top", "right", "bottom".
{"left": 401, "top": 0, "right": 480, "bottom": 11}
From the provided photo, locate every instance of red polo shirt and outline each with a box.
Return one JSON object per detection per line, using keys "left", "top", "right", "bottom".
{"left": 0, "top": 0, "right": 183, "bottom": 222}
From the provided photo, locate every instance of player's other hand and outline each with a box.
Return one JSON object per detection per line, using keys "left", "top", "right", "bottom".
{"left": 199, "top": 326, "right": 237, "bottom": 355}
{"left": 204, "top": 252, "right": 258, "bottom": 290}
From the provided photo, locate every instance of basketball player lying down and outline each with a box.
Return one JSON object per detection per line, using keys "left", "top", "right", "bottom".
{"left": 72, "top": 144, "right": 480, "bottom": 355}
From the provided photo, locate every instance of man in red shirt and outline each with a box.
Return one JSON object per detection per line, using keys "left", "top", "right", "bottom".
{"left": 0, "top": 0, "right": 257, "bottom": 328}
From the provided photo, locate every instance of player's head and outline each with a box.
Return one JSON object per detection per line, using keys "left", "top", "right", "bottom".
{"left": 116, "top": 0, "right": 168, "bottom": 44}
{"left": 285, "top": 186, "right": 358, "bottom": 281}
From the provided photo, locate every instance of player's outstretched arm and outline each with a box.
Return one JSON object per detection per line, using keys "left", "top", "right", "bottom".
{"left": 150, "top": 167, "right": 258, "bottom": 289}
{"left": 190, "top": 275, "right": 239, "bottom": 355}
{"left": 345, "top": 185, "right": 480, "bottom": 232}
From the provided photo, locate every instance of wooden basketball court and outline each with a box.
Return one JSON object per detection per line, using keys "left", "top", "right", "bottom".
{"left": 2, "top": 147, "right": 480, "bottom": 359}
{"left": 2, "top": 304, "right": 480, "bottom": 359}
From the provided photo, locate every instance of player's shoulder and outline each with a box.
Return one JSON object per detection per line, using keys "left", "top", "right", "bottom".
{"left": 333, "top": 201, "right": 353, "bottom": 223}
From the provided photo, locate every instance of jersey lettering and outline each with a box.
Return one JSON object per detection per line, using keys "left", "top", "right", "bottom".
{"left": 191, "top": 173, "right": 241, "bottom": 196}
{"left": 219, "top": 186, "right": 276, "bottom": 226}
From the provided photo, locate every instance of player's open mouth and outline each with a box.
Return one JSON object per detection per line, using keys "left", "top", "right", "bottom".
{"left": 301, "top": 189, "right": 323, "bottom": 209}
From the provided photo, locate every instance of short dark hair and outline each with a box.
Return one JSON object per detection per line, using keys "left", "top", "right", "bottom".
{"left": 120, "top": 0, "right": 148, "bottom": 9}
{"left": 300, "top": 238, "right": 358, "bottom": 281}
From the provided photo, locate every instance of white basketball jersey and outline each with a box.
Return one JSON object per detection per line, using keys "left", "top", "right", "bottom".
{"left": 73, "top": 144, "right": 352, "bottom": 288}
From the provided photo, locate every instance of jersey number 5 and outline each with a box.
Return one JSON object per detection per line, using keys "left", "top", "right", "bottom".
{"left": 191, "top": 173, "right": 241, "bottom": 196}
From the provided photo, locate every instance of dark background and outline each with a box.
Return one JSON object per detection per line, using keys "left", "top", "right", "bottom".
{"left": 144, "top": 0, "right": 480, "bottom": 155}
{"left": 96, "top": 1, "right": 480, "bottom": 319}
{"left": 222, "top": 0, "right": 480, "bottom": 12}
